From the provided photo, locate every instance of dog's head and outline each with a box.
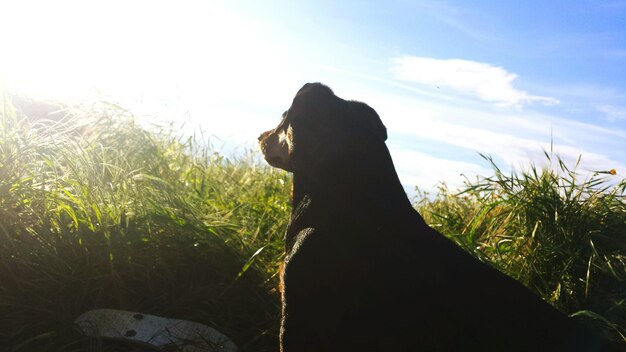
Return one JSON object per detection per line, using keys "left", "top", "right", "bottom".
{"left": 258, "top": 83, "right": 387, "bottom": 173}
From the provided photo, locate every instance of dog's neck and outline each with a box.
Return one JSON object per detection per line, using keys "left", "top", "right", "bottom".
{"left": 290, "top": 143, "right": 422, "bottom": 229}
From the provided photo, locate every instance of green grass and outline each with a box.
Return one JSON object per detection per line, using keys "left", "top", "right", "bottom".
{"left": 415, "top": 154, "right": 626, "bottom": 343}
{"left": 0, "top": 96, "right": 289, "bottom": 351}
{"left": 1, "top": 95, "right": 624, "bottom": 351}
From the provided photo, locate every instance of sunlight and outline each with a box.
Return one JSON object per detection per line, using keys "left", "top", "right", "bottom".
{"left": 0, "top": 1, "right": 122, "bottom": 99}
{"left": 0, "top": 0, "right": 303, "bottom": 148}
{"left": 0, "top": 1, "right": 291, "bottom": 104}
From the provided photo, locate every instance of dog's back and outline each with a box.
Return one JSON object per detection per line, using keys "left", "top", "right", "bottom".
{"left": 280, "top": 145, "right": 579, "bottom": 351}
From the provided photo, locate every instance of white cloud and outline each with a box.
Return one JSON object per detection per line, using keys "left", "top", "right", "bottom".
{"left": 598, "top": 105, "right": 626, "bottom": 122}
{"left": 389, "top": 146, "right": 492, "bottom": 192}
{"left": 388, "top": 117, "right": 623, "bottom": 192}
{"left": 390, "top": 56, "right": 559, "bottom": 107}
{"left": 356, "top": 91, "right": 625, "bottom": 183}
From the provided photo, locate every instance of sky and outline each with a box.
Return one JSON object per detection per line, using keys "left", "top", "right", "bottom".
{"left": 1, "top": 0, "right": 625, "bottom": 193}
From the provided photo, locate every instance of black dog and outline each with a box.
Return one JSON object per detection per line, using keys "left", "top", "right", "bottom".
{"left": 259, "top": 83, "right": 606, "bottom": 351}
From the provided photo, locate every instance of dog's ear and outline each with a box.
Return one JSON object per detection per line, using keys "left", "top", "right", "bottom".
{"left": 349, "top": 101, "right": 388, "bottom": 142}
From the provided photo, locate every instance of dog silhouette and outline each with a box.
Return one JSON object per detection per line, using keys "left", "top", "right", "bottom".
{"left": 259, "top": 83, "right": 606, "bottom": 351}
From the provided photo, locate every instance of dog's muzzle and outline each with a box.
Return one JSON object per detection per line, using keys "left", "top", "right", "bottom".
{"left": 258, "top": 129, "right": 293, "bottom": 171}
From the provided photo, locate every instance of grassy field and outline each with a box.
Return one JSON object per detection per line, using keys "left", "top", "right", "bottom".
{"left": 1, "top": 95, "right": 624, "bottom": 351}
{"left": 414, "top": 156, "right": 626, "bottom": 343}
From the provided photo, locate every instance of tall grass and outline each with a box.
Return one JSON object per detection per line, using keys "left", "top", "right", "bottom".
{"left": 0, "top": 95, "right": 290, "bottom": 351}
{"left": 1, "top": 94, "right": 624, "bottom": 350}
{"left": 415, "top": 154, "right": 626, "bottom": 343}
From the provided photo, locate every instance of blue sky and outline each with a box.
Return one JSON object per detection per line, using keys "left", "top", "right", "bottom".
{"left": 1, "top": 0, "right": 625, "bottom": 191}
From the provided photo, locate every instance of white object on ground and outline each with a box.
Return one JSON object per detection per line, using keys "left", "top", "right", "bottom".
{"left": 75, "top": 308, "right": 237, "bottom": 352}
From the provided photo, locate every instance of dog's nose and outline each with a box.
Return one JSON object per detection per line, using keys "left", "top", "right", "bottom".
{"left": 258, "top": 131, "right": 268, "bottom": 142}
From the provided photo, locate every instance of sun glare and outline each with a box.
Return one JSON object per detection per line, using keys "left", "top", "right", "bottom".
{"left": 0, "top": 0, "right": 308, "bottom": 154}
{"left": 0, "top": 1, "right": 291, "bottom": 107}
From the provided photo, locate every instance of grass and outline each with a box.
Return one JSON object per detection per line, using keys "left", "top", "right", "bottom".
{"left": 1, "top": 94, "right": 624, "bottom": 350}
{"left": 0, "top": 95, "right": 290, "bottom": 351}
{"left": 415, "top": 154, "right": 626, "bottom": 343}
